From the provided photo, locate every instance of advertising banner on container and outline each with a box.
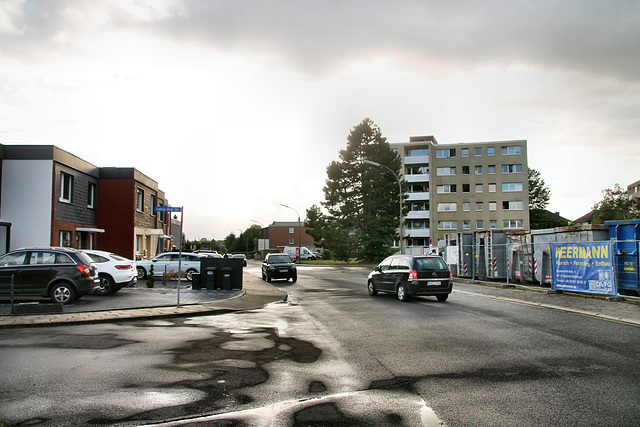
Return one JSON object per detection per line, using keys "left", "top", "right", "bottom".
{"left": 551, "top": 242, "right": 616, "bottom": 296}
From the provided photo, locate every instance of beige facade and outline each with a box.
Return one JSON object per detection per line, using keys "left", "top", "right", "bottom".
{"left": 390, "top": 136, "right": 530, "bottom": 251}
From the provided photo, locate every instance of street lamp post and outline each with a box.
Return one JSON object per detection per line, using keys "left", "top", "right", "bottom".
{"left": 363, "top": 159, "right": 405, "bottom": 254}
{"left": 280, "top": 203, "right": 301, "bottom": 262}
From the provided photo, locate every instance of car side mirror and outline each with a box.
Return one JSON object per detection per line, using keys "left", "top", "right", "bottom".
{"left": 374, "top": 266, "right": 381, "bottom": 272}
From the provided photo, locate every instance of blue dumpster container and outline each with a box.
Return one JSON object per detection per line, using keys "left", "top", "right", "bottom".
{"left": 606, "top": 220, "right": 640, "bottom": 296}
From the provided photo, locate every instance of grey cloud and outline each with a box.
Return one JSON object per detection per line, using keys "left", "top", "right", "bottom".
{"left": 1, "top": 0, "right": 639, "bottom": 81}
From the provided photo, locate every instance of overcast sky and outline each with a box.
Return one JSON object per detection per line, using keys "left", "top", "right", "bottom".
{"left": 1, "top": 0, "right": 638, "bottom": 240}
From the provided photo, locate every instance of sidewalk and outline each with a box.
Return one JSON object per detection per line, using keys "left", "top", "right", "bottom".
{"left": 0, "top": 272, "right": 638, "bottom": 329}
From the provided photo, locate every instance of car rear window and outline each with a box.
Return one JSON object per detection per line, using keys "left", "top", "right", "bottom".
{"left": 415, "top": 257, "right": 448, "bottom": 270}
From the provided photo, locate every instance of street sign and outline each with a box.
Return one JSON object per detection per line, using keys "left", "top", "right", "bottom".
{"left": 155, "top": 206, "right": 182, "bottom": 213}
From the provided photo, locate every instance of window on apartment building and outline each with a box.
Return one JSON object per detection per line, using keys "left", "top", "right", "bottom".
{"left": 436, "top": 184, "right": 456, "bottom": 194}
{"left": 436, "top": 167, "right": 456, "bottom": 176}
{"left": 489, "top": 183, "right": 497, "bottom": 193}
{"left": 488, "top": 147, "right": 495, "bottom": 156}
{"left": 437, "top": 221, "right": 457, "bottom": 230}
{"left": 411, "top": 202, "right": 429, "bottom": 211}
{"left": 476, "top": 220, "right": 484, "bottom": 229}
{"left": 87, "top": 183, "right": 96, "bottom": 209}
{"left": 490, "top": 220, "right": 498, "bottom": 229}
{"left": 502, "top": 164, "right": 523, "bottom": 174}
{"left": 408, "top": 183, "right": 429, "bottom": 193}
{"left": 474, "top": 147, "right": 482, "bottom": 156}
{"left": 408, "top": 238, "right": 428, "bottom": 247}
{"left": 60, "top": 172, "right": 74, "bottom": 203}
{"left": 407, "top": 148, "right": 428, "bottom": 157}
{"left": 60, "top": 231, "right": 72, "bottom": 247}
{"left": 503, "top": 201, "right": 524, "bottom": 210}
{"left": 488, "top": 165, "right": 496, "bottom": 174}
{"left": 501, "top": 145, "right": 522, "bottom": 155}
{"left": 489, "top": 202, "right": 497, "bottom": 211}
{"left": 462, "top": 184, "right": 470, "bottom": 193}
{"left": 150, "top": 195, "right": 156, "bottom": 216}
{"left": 408, "top": 220, "right": 429, "bottom": 229}
{"left": 407, "top": 166, "right": 429, "bottom": 175}
{"left": 463, "top": 220, "right": 471, "bottom": 230}
{"left": 504, "top": 219, "right": 524, "bottom": 229}
{"left": 461, "top": 148, "right": 469, "bottom": 157}
{"left": 462, "top": 166, "right": 470, "bottom": 175}
{"left": 476, "top": 202, "right": 483, "bottom": 211}
{"left": 436, "top": 149, "right": 456, "bottom": 158}
{"left": 475, "top": 165, "right": 483, "bottom": 174}
{"left": 476, "top": 184, "right": 483, "bottom": 193}
{"left": 437, "top": 202, "right": 457, "bottom": 212}
{"left": 502, "top": 183, "right": 523, "bottom": 192}
{"left": 136, "top": 188, "right": 144, "bottom": 212}
{"left": 289, "top": 227, "right": 294, "bottom": 234}
{"left": 463, "top": 202, "right": 470, "bottom": 212}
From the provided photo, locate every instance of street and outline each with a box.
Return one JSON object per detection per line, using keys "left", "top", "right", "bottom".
{"left": 1, "top": 261, "right": 639, "bottom": 426}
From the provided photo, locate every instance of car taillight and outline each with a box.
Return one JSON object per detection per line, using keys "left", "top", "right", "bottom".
{"left": 449, "top": 269, "right": 453, "bottom": 279}
{"left": 76, "top": 265, "right": 92, "bottom": 275}
{"left": 115, "top": 264, "right": 133, "bottom": 270}
{"left": 408, "top": 270, "right": 418, "bottom": 281}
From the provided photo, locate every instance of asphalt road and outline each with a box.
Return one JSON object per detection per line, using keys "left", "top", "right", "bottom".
{"left": 0, "top": 263, "right": 638, "bottom": 426}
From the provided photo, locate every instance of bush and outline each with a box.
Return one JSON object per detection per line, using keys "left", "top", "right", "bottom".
{"left": 146, "top": 264, "right": 155, "bottom": 288}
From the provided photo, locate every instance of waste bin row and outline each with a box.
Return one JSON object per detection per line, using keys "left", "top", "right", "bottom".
{"left": 191, "top": 258, "right": 243, "bottom": 291}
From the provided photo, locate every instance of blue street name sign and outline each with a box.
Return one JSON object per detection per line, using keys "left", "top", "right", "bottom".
{"left": 155, "top": 206, "right": 182, "bottom": 213}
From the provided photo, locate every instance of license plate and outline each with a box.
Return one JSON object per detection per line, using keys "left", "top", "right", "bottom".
{"left": 427, "top": 281, "right": 440, "bottom": 286}
{"left": 279, "top": 269, "right": 288, "bottom": 273}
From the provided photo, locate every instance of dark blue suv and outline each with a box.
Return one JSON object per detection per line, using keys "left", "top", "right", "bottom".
{"left": 0, "top": 247, "right": 99, "bottom": 304}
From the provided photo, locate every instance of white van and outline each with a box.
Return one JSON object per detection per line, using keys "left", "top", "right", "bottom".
{"left": 283, "top": 246, "right": 317, "bottom": 260}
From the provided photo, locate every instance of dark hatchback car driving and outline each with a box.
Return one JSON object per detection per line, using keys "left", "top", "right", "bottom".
{"left": 262, "top": 253, "right": 297, "bottom": 282}
{"left": 367, "top": 254, "right": 452, "bottom": 302}
{"left": 0, "top": 247, "right": 99, "bottom": 304}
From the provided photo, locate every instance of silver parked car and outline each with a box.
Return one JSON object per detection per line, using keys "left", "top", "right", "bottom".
{"left": 136, "top": 252, "right": 203, "bottom": 282}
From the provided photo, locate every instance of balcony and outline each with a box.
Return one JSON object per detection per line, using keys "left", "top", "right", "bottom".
{"left": 405, "top": 174, "right": 429, "bottom": 183}
{"left": 406, "top": 192, "right": 429, "bottom": 201}
{"left": 406, "top": 210, "right": 430, "bottom": 220}
{"left": 404, "top": 155, "right": 429, "bottom": 165}
{"left": 406, "top": 229, "right": 430, "bottom": 238}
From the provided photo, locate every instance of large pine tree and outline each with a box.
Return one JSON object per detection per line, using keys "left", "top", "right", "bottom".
{"left": 317, "top": 118, "right": 404, "bottom": 262}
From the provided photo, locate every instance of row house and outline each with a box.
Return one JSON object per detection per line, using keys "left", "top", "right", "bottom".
{"left": 0, "top": 144, "right": 174, "bottom": 259}
{"left": 256, "top": 221, "right": 316, "bottom": 259}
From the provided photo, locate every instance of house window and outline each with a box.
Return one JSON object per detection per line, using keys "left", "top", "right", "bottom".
{"left": 462, "top": 184, "right": 470, "bottom": 193}
{"left": 136, "top": 188, "right": 144, "bottom": 212}
{"left": 408, "top": 220, "right": 429, "bottom": 229}
{"left": 436, "top": 167, "right": 456, "bottom": 176}
{"left": 476, "top": 220, "right": 484, "bottom": 230}
{"left": 408, "top": 183, "right": 428, "bottom": 193}
{"left": 437, "top": 203, "right": 457, "bottom": 212}
{"left": 436, "top": 185, "right": 456, "bottom": 194}
{"left": 438, "top": 221, "right": 457, "bottom": 230}
{"left": 461, "top": 148, "right": 469, "bottom": 157}
{"left": 60, "top": 231, "right": 72, "bottom": 247}
{"left": 488, "top": 147, "right": 495, "bottom": 156}
{"left": 463, "top": 202, "right": 471, "bottom": 212}
{"left": 503, "top": 201, "right": 524, "bottom": 210}
{"left": 60, "top": 172, "right": 73, "bottom": 203}
{"left": 474, "top": 147, "right": 482, "bottom": 156}
{"left": 136, "top": 235, "right": 144, "bottom": 254}
{"left": 489, "top": 183, "right": 497, "bottom": 193}
{"left": 488, "top": 165, "right": 496, "bottom": 174}
{"left": 462, "top": 166, "right": 470, "bottom": 175}
{"left": 489, "top": 202, "right": 497, "bottom": 211}
{"left": 411, "top": 202, "right": 428, "bottom": 211}
{"left": 436, "top": 149, "right": 456, "bottom": 158}
{"left": 475, "top": 165, "right": 483, "bottom": 174}
{"left": 476, "top": 202, "right": 483, "bottom": 212}
{"left": 463, "top": 220, "right": 471, "bottom": 230}
{"left": 289, "top": 227, "right": 295, "bottom": 234}
{"left": 501, "top": 145, "right": 522, "bottom": 155}
{"left": 476, "top": 184, "right": 483, "bottom": 193}
{"left": 502, "top": 183, "right": 523, "bottom": 192}
{"left": 407, "top": 148, "right": 428, "bottom": 157}
{"left": 407, "top": 166, "right": 429, "bottom": 175}
{"left": 490, "top": 220, "right": 498, "bottom": 229}
{"left": 289, "top": 238, "right": 295, "bottom": 245}
{"left": 502, "top": 164, "right": 523, "bottom": 174}
{"left": 504, "top": 219, "right": 524, "bottom": 229}
{"left": 87, "top": 183, "right": 96, "bottom": 208}
{"left": 150, "top": 195, "right": 156, "bottom": 216}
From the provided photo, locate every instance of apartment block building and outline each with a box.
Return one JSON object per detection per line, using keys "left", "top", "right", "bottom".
{"left": 628, "top": 179, "right": 640, "bottom": 199}
{"left": 390, "top": 136, "right": 530, "bottom": 251}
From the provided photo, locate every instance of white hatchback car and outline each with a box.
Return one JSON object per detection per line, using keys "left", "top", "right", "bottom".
{"left": 136, "top": 252, "right": 203, "bottom": 282}
{"left": 83, "top": 249, "right": 137, "bottom": 296}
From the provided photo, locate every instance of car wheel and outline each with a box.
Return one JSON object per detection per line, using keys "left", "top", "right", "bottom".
{"left": 262, "top": 271, "right": 266, "bottom": 281}
{"left": 50, "top": 283, "right": 76, "bottom": 304}
{"left": 368, "top": 280, "right": 378, "bottom": 296}
{"left": 186, "top": 269, "right": 197, "bottom": 282}
{"left": 397, "top": 284, "right": 408, "bottom": 302}
{"left": 95, "top": 274, "right": 114, "bottom": 296}
{"left": 266, "top": 272, "right": 272, "bottom": 283}
{"left": 137, "top": 267, "right": 147, "bottom": 279}
{"left": 436, "top": 294, "right": 449, "bottom": 302}
{"left": 291, "top": 273, "right": 297, "bottom": 283}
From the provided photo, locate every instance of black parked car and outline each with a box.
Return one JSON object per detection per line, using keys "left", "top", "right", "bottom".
{"left": 0, "top": 247, "right": 100, "bottom": 304}
{"left": 262, "top": 253, "right": 297, "bottom": 282}
{"left": 367, "top": 254, "right": 452, "bottom": 302}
